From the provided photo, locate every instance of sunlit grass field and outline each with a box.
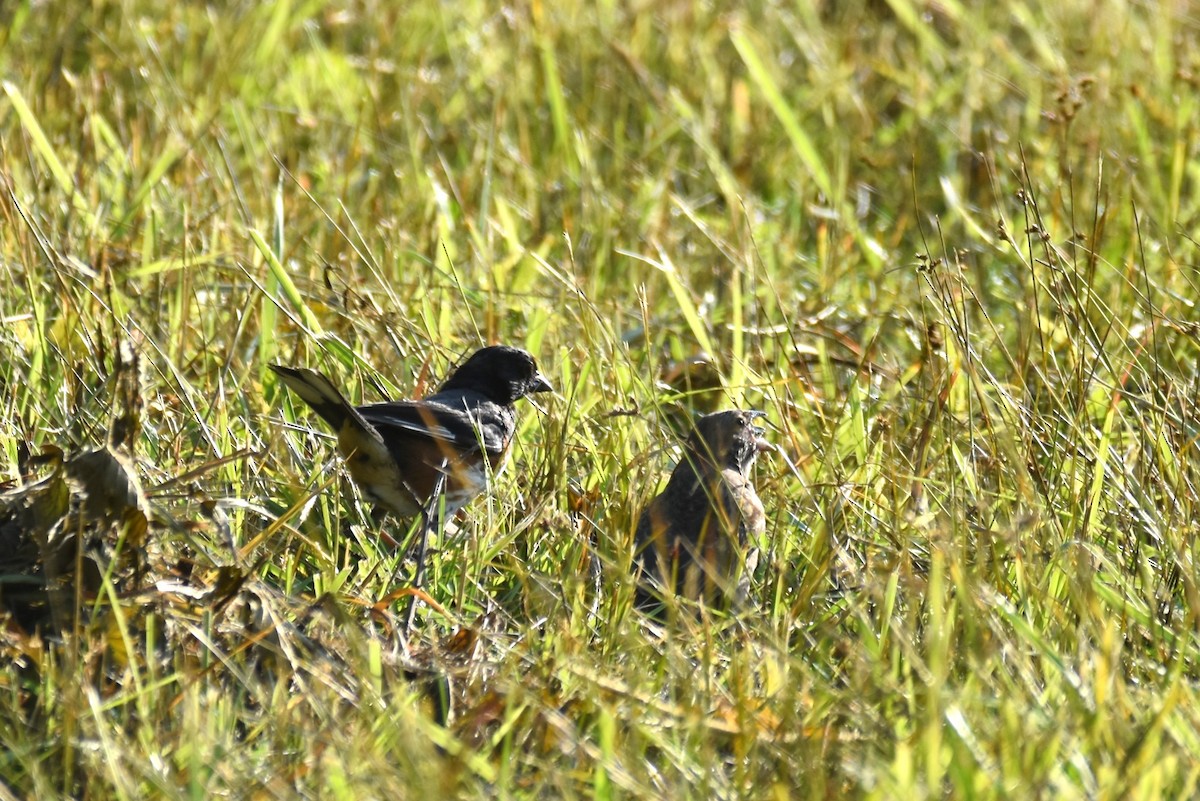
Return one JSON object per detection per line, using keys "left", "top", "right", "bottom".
{"left": 3, "top": 0, "right": 1200, "bottom": 797}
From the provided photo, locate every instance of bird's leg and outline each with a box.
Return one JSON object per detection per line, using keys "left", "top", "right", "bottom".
{"left": 371, "top": 506, "right": 404, "bottom": 549}
{"left": 405, "top": 460, "right": 449, "bottom": 631}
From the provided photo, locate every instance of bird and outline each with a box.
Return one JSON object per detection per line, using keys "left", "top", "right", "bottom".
{"left": 633, "top": 409, "right": 769, "bottom": 614}
{"left": 269, "top": 345, "right": 553, "bottom": 526}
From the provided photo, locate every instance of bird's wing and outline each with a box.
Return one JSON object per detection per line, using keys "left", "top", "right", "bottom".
{"left": 358, "top": 393, "right": 511, "bottom": 455}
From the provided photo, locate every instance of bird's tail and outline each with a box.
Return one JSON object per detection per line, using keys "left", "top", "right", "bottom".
{"left": 269, "top": 365, "right": 356, "bottom": 431}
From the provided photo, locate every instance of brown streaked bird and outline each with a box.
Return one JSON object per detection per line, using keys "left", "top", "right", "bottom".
{"left": 269, "top": 345, "right": 552, "bottom": 525}
{"left": 633, "top": 409, "right": 769, "bottom": 614}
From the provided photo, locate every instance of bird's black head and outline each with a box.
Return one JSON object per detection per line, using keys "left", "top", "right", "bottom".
{"left": 440, "top": 345, "right": 553, "bottom": 404}
{"left": 686, "top": 409, "right": 768, "bottom": 473}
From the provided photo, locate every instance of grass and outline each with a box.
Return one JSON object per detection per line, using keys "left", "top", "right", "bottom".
{"left": 2, "top": 0, "right": 1200, "bottom": 797}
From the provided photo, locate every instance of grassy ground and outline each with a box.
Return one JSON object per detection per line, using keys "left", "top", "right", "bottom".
{"left": 3, "top": 0, "right": 1200, "bottom": 797}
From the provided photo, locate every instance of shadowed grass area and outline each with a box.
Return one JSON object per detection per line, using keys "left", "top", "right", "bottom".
{"left": 2, "top": 0, "right": 1200, "bottom": 797}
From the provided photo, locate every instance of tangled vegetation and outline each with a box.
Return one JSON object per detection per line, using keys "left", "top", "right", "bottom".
{"left": 2, "top": 1, "right": 1200, "bottom": 797}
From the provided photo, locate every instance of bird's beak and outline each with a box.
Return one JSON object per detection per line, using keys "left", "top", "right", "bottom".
{"left": 748, "top": 410, "right": 772, "bottom": 452}
{"left": 530, "top": 372, "right": 554, "bottom": 394}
